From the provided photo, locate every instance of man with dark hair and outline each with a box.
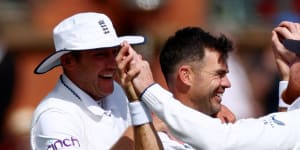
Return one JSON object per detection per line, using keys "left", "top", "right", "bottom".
{"left": 160, "top": 27, "right": 233, "bottom": 117}
{"left": 117, "top": 22, "right": 300, "bottom": 149}
{"left": 156, "top": 27, "right": 235, "bottom": 148}
{"left": 118, "top": 26, "right": 235, "bottom": 149}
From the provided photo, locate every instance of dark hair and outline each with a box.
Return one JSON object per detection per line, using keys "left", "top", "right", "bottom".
{"left": 159, "top": 27, "right": 233, "bottom": 82}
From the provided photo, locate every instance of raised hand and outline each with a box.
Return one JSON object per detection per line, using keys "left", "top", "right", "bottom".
{"left": 272, "top": 21, "right": 300, "bottom": 104}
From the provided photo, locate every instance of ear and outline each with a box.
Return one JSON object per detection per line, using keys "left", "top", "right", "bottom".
{"left": 178, "top": 65, "right": 193, "bottom": 86}
{"left": 60, "top": 53, "right": 76, "bottom": 70}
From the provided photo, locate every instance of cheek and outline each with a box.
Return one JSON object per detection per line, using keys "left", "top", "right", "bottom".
{"left": 204, "top": 79, "right": 220, "bottom": 92}
{"left": 84, "top": 61, "right": 104, "bottom": 73}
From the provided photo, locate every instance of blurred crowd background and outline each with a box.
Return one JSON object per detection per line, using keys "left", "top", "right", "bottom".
{"left": 0, "top": 0, "right": 300, "bottom": 149}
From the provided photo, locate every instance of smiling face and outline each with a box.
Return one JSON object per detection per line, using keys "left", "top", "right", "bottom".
{"left": 188, "top": 48, "right": 231, "bottom": 115}
{"left": 61, "top": 47, "right": 119, "bottom": 100}
{"left": 159, "top": 27, "right": 233, "bottom": 116}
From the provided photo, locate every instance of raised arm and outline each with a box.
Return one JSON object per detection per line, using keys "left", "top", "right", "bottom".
{"left": 272, "top": 21, "right": 300, "bottom": 105}
{"left": 115, "top": 41, "right": 163, "bottom": 150}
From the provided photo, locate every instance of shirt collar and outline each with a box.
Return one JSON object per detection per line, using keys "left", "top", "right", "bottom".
{"left": 61, "top": 74, "right": 106, "bottom": 116}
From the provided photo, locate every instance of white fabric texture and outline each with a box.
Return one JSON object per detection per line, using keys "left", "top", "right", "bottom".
{"left": 288, "top": 98, "right": 300, "bottom": 111}
{"left": 142, "top": 83, "right": 300, "bottom": 150}
{"left": 30, "top": 75, "right": 131, "bottom": 150}
{"left": 157, "top": 132, "right": 194, "bottom": 150}
{"left": 129, "top": 101, "right": 152, "bottom": 126}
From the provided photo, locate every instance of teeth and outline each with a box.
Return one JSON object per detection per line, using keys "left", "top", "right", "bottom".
{"left": 102, "top": 74, "right": 113, "bottom": 78}
{"left": 216, "top": 93, "right": 223, "bottom": 102}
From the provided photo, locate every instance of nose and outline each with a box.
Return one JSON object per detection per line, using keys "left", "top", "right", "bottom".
{"left": 221, "top": 75, "right": 231, "bottom": 88}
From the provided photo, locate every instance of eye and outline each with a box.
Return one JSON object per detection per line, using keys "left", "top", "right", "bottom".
{"left": 112, "top": 47, "right": 120, "bottom": 56}
{"left": 94, "top": 51, "right": 106, "bottom": 57}
{"left": 216, "top": 71, "right": 227, "bottom": 78}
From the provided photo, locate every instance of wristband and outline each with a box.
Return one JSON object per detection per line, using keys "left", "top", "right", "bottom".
{"left": 129, "top": 101, "right": 152, "bottom": 126}
{"left": 278, "top": 81, "right": 290, "bottom": 108}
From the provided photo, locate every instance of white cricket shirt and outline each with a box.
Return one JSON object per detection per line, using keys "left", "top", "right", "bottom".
{"left": 158, "top": 132, "right": 194, "bottom": 150}
{"left": 142, "top": 83, "right": 300, "bottom": 150}
{"left": 30, "top": 75, "right": 131, "bottom": 150}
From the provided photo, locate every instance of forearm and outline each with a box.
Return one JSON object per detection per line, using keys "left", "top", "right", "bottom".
{"left": 278, "top": 81, "right": 290, "bottom": 111}
{"left": 126, "top": 83, "right": 163, "bottom": 150}
{"left": 283, "top": 59, "right": 300, "bottom": 104}
{"left": 111, "top": 123, "right": 163, "bottom": 150}
{"left": 140, "top": 83, "right": 298, "bottom": 149}
{"left": 133, "top": 123, "right": 163, "bottom": 149}
{"left": 140, "top": 83, "right": 227, "bottom": 149}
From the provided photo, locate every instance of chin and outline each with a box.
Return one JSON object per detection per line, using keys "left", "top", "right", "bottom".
{"left": 98, "top": 84, "right": 114, "bottom": 96}
{"left": 212, "top": 105, "right": 222, "bottom": 114}
{"left": 104, "top": 87, "right": 114, "bottom": 94}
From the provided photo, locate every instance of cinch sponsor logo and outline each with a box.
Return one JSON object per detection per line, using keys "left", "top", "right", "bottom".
{"left": 47, "top": 136, "right": 80, "bottom": 150}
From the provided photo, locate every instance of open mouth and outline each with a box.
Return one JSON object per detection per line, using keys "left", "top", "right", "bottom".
{"left": 100, "top": 73, "right": 114, "bottom": 79}
{"left": 215, "top": 93, "right": 223, "bottom": 103}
